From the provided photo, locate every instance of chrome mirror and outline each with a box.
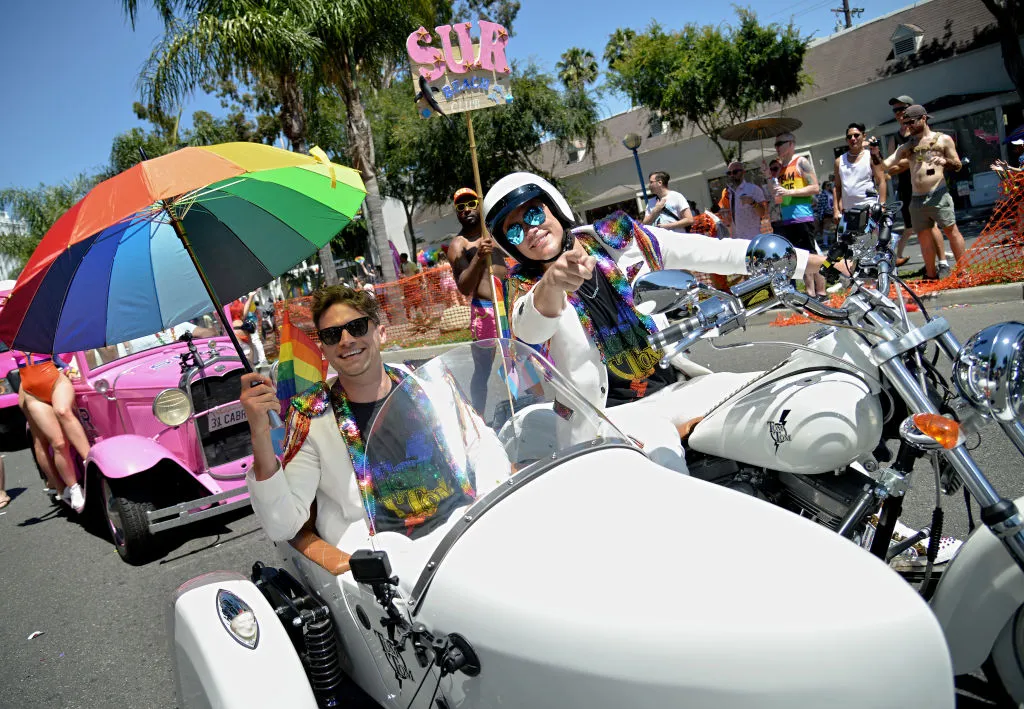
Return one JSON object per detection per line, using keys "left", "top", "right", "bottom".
{"left": 953, "top": 321, "right": 1024, "bottom": 423}
{"left": 632, "top": 270, "right": 701, "bottom": 316}
{"left": 746, "top": 234, "right": 797, "bottom": 280}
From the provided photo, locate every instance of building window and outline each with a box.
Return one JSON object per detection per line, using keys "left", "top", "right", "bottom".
{"left": 930, "top": 108, "right": 1001, "bottom": 178}
{"left": 891, "top": 24, "right": 924, "bottom": 58}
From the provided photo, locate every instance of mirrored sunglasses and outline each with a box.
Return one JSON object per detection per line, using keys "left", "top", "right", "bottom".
{"left": 318, "top": 316, "right": 372, "bottom": 345}
{"left": 505, "top": 204, "right": 546, "bottom": 246}
{"left": 455, "top": 199, "right": 480, "bottom": 213}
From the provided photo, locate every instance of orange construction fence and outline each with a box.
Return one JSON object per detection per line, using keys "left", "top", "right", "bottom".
{"left": 272, "top": 264, "right": 476, "bottom": 352}
{"left": 772, "top": 172, "right": 1024, "bottom": 326}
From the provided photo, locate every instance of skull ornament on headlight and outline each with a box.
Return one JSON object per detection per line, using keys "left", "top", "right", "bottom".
{"left": 953, "top": 321, "right": 1024, "bottom": 423}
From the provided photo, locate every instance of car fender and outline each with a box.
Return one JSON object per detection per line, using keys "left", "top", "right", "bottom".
{"left": 87, "top": 435, "right": 189, "bottom": 479}
{"left": 929, "top": 495, "right": 1024, "bottom": 674}
{"left": 170, "top": 571, "right": 316, "bottom": 708}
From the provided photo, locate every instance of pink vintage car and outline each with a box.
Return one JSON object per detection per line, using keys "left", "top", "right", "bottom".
{"left": 70, "top": 325, "right": 253, "bottom": 564}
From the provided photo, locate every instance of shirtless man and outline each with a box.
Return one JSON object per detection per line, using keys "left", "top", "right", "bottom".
{"left": 872, "top": 105, "right": 966, "bottom": 281}
{"left": 445, "top": 187, "right": 508, "bottom": 410}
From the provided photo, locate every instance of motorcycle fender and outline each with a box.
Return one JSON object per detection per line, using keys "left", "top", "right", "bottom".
{"left": 170, "top": 571, "right": 317, "bottom": 708}
{"left": 929, "top": 496, "right": 1024, "bottom": 675}
{"left": 87, "top": 434, "right": 188, "bottom": 479}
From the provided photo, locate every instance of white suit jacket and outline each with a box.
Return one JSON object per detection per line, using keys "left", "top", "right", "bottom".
{"left": 511, "top": 224, "right": 810, "bottom": 409}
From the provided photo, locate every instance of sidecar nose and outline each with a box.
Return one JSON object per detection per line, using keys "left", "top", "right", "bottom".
{"left": 419, "top": 447, "right": 954, "bottom": 709}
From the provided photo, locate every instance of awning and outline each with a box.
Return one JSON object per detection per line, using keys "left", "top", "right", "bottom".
{"left": 577, "top": 184, "right": 643, "bottom": 210}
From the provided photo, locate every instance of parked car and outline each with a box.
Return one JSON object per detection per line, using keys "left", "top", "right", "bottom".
{"left": 71, "top": 321, "right": 254, "bottom": 564}
{"left": 0, "top": 282, "right": 27, "bottom": 446}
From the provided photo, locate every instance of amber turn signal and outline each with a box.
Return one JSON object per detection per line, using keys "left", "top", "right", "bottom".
{"left": 912, "top": 413, "right": 961, "bottom": 450}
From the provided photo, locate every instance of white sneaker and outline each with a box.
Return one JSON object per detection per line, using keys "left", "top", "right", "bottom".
{"left": 67, "top": 484, "right": 85, "bottom": 514}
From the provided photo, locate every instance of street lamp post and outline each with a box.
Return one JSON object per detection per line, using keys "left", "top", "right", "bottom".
{"left": 622, "top": 132, "right": 649, "bottom": 205}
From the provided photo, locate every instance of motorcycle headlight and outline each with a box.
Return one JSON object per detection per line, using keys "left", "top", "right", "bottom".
{"left": 153, "top": 388, "right": 193, "bottom": 426}
{"left": 953, "top": 321, "right": 1024, "bottom": 423}
{"left": 745, "top": 233, "right": 797, "bottom": 280}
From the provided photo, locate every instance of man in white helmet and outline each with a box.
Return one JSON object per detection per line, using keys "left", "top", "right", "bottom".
{"left": 483, "top": 173, "right": 827, "bottom": 471}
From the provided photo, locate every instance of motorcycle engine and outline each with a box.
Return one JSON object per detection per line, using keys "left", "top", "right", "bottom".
{"left": 688, "top": 455, "right": 875, "bottom": 533}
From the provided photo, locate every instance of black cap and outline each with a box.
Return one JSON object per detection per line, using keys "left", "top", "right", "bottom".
{"left": 888, "top": 95, "right": 914, "bottom": 106}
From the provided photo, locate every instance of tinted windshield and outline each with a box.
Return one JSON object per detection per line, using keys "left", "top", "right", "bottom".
{"left": 361, "top": 339, "right": 630, "bottom": 539}
{"left": 82, "top": 314, "right": 226, "bottom": 369}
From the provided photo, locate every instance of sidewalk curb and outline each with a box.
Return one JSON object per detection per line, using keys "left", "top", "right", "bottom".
{"left": 923, "top": 281, "right": 1024, "bottom": 308}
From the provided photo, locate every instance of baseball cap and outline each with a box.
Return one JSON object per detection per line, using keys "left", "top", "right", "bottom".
{"left": 888, "top": 95, "right": 914, "bottom": 106}
{"left": 902, "top": 104, "right": 928, "bottom": 120}
{"left": 453, "top": 187, "right": 478, "bottom": 204}
{"left": 1012, "top": 139, "right": 1024, "bottom": 146}
{"left": 727, "top": 161, "right": 744, "bottom": 172}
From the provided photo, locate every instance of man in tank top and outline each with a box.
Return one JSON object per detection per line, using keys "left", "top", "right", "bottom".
{"left": 833, "top": 122, "right": 887, "bottom": 219}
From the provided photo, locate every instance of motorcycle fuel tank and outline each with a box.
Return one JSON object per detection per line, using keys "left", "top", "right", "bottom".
{"left": 415, "top": 448, "right": 952, "bottom": 709}
{"left": 687, "top": 367, "right": 883, "bottom": 475}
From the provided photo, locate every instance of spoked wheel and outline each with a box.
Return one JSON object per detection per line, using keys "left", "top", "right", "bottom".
{"left": 100, "top": 476, "right": 157, "bottom": 565}
{"left": 983, "top": 604, "right": 1024, "bottom": 705}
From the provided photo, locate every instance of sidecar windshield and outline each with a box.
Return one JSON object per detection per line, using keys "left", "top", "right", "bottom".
{"left": 360, "top": 339, "right": 630, "bottom": 539}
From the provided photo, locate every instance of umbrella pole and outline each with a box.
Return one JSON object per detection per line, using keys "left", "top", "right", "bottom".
{"left": 166, "top": 207, "right": 283, "bottom": 427}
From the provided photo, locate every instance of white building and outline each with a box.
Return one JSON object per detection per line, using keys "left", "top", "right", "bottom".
{"left": 407, "top": 0, "right": 1022, "bottom": 243}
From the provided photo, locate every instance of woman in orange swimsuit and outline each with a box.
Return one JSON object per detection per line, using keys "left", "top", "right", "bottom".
{"left": 16, "top": 353, "right": 91, "bottom": 512}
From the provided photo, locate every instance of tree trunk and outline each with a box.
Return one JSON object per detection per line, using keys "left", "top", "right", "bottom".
{"left": 337, "top": 52, "right": 396, "bottom": 282}
{"left": 278, "top": 72, "right": 340, "bottom": 286}
{"left": 401, "top": 199, "right": 417, "bottom": 262}
{"left": 980, "top": 0, "right": 1024, "bottom": 104}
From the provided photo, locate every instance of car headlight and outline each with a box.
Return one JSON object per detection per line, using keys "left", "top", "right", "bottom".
{"left": 153, "top": 388, "right": 193, "bottom": 426}
{"left": 953, "top": 321, "right": 1024, "bottom": 423}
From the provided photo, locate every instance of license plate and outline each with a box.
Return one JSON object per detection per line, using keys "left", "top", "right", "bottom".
{"left": 207, "top": 402, "right": 247, "bottom": 432}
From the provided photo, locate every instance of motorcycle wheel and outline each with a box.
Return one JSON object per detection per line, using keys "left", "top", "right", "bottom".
{"left": 983, "top": 603, "right": 1024, "bottom": 704}
{"left": 101, "top": 476, "right": 157, "bottom": 565}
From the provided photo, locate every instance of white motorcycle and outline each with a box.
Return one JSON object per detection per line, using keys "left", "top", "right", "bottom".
{"left": 170, "top": 338, "right": 955, "bottom": 708}
{"left": 630, "top": 202, "right": 1024, "bottom": 702}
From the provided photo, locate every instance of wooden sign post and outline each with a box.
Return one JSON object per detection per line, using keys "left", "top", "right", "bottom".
{"left": 406, "top": 21, "right": 513, "bottom": 335}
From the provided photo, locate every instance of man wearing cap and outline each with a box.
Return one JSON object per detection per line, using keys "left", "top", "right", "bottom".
{"left": 447, "top": 187, "right": 508, "bottom": 410}
{"left": 717, "top": 162, "right": 767, "bottom": 240}
{"left": 886, "top": 96, "right": 942, "bottom": 275}
{"left": 872, "top": 104, "right": 966, "bottom": 281}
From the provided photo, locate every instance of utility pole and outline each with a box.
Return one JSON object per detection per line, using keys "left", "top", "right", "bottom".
{"left": 832, "top": 0, "right": 863, "bottom": 29}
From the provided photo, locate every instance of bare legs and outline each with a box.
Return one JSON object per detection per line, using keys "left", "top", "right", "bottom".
{"left": 51, "top": 375, "right": 90, "bottom": 460}
{"left": 21, "top": 391, "right": 77, "bottom": 489}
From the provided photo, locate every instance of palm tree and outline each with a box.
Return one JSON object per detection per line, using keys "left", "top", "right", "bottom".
{"left": 603, "top": 28, "right": 636, "bottom": 69}
{"left": 556, "top": 47, "right": 599, "bottom": 91}
{"left": 0, "top": 176, "right": 96, "bottom": 271}
{"left": 123, "top": 0, "right": 437, "bottom": 283}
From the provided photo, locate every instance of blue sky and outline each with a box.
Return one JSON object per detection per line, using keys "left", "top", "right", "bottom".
{"left": 0, "top": 0, "right": 895, "bottom": 190}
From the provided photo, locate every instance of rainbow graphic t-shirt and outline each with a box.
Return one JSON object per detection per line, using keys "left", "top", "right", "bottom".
{"left": 780, "top": 156, "right": 815, "bottom": 224}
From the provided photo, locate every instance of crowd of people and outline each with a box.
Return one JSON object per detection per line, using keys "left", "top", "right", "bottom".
{"left": 627, "top": 92, "right": 972, "bottom": 287}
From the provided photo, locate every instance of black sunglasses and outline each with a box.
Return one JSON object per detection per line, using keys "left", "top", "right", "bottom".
{"left": 774, "top": 140, "right": 792, "bottom": 147}
{"left": 726, "top": 169, "right": 743, "bottom": 176}
{"left": 892, "top": 105, "right": 908, "bottom": 113}
{"left": 846, "top": 133, "right": 862, "bottom": 140}
{"left": 318, "top": 316, "right": 372, "bottom": 345}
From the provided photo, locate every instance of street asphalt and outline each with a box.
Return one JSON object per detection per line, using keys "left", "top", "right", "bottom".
{"left": 0, "top": 295, "right": 1022, "bottom": 708}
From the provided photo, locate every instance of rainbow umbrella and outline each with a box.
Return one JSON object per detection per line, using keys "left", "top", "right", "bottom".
{"left": 0, "top": 143, "right": 365, "bottom": 360}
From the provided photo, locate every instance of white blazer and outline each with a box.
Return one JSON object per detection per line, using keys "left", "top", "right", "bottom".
{"left": 511, "top": 224, "right": 810, "bottom": 409}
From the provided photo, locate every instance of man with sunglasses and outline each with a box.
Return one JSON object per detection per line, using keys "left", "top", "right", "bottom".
{"left": 240, "top": 286, "right": 480, "bottom": 569}
{"left": 447, "top": 187, "right": 508, "bottom": 411}
{"left": 717, "top": 161, "right": 767, "bottom": 240}
{"left": 833, "top": 123, "right": 888, "bottom": 238}
{"left": 872, "top": 104, "right": 965, "bottom": 281}
{"left": 482, "top": 173, "right": 828, "bottom": 474}
{"left": 887, "top": 96, "right": 938, "bottom": 271}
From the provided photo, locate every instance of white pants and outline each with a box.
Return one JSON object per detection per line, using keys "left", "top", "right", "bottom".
{"left": 605, "top": 371, "right": 762, "bottom": 476}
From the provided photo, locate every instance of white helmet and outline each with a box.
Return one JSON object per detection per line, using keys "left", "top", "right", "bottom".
{"left": 483, "top": 172, "right": 576, "bottom": 266}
